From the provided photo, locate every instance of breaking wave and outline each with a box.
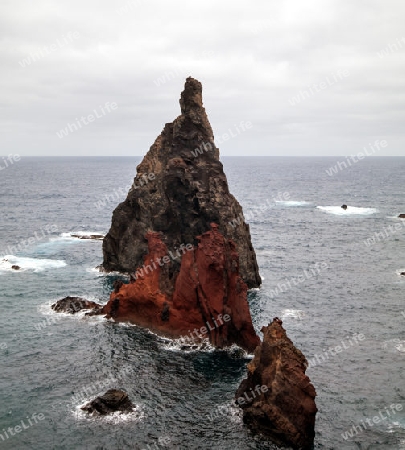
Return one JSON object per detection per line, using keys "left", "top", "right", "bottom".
{"left": 316, "top": 206, "right": 378, "bottom": 216}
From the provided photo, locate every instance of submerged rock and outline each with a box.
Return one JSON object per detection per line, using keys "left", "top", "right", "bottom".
{"left": 80, "top": 389, "right": 134, "bottom": 415}
{"left": 101, "top": 224, "right": 260, "bottom": 353}
{"left": 236, "top": 318, "right": 317, "bottom": 449}
{"left": 51, "top": 296, "right": 103, "bottom": 314}
{"left": 102, "top": 77, "right": 261, "bottom": 289}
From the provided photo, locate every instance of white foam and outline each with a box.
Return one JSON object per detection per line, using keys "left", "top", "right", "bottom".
{"left": 207, "top": 401, "right": 243, "bottom": 424}
{"left": 86, "top": 267, "right": 105, "bottom": 277}
{"left": 382, "top": 339, "right": 405, "bottom": 353}
{"left": 387, "top": 215, "right": 405, "bottom": 221}
{"left": 87, "top": 266, "right": 128, "bottom": 278}
{"left": 57, "top": 231, "right": 105, "bottom": 241}
{"left": 281, "top": 309, "right": 305, "bottom": 320}
{"left": 158, "top": 337, "right": 251, "bottom": 357}
{"left": 0, "top": 255, "right": 67, "bottom": 272}
{"left": 159, "top": 336, "right": 216, "bottom": 353}
{"left": 72, "top": 402, "right": 144, "bottom": 423}
{"left": 276, "top": 201, "right": 311, "bottom": 206}
{"left": 316, "top": 206, "right": 378, "bottom": 216}
{"left": 37, "top": 297, "right": 105, "bottom": 316}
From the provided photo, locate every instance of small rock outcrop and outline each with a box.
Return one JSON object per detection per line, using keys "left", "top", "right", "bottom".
{"left": 102, "top": 77, "right": 261, "bottom": 289}
{"left": 101, "top": 224, "right": 260, "bottom": 353}
{"left": 51, "top": 297, "right": 103, "bottom": 314}
{"left": 398, "top": 214, "right": 405, "bottom": 219}
{"left": 236, "top": 318, "right": 317, "bottom": 449}
{"left": 11, "top": 265, "right": 20, "bottom": 270}
{"left": 341, "top": 204, "right": 348, "bottom": 210}
{"left": 80, "top": 389, "right": 134, "bottom": 415}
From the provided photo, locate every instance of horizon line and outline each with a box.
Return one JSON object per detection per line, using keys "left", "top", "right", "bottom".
{"left": 2, "top": 155, "right": 405, "bottom": 158}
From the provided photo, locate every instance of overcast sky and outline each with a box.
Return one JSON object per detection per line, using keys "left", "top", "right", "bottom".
{"left": 1, "top": 0, "right": 404, "bottom": 156}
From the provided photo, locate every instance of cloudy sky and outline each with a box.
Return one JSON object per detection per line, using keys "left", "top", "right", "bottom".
{"left": 1, "top": 0, "right": 404, "bottom": 156}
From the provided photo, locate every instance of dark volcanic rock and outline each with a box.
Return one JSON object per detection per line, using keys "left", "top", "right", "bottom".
{"left": 51, "top": 296, "right": 103, "bottom": 314}
{"left": 102, "top": 77, "right": 261, "bottom": 289}
{"left": 80, "top": 389, "right": 134, "bottom": 415}
{"left": 341, "top": 204, "right": 348, "bottom": 210}
{"left": 102, "top": 224, "right": 260, "bottom": 353}
{"left": 398, "top": 214, "right": 405, "bottom": 219}
{"left": 11, "top": 265, "right": 20, "bottom": 270}
{"left": 236, "top": 318, "right": 317, "bottom": 449}
{"left": 400, "top": 272, "right": 405, "bottom": 276}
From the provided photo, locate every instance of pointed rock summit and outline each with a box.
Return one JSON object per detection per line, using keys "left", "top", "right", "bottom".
{"left": 102, "top": 76, "right": 261, "bottom": 289}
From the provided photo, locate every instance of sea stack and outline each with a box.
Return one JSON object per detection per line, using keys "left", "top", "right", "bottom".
{"left": 236, "top": 318, "right": 317, "bottom": 449}
{"left": 100, "top": 77, "right": 261, "bottom": 352}
{"left": 102, "top": 77, "right": 261, "bottom": 289}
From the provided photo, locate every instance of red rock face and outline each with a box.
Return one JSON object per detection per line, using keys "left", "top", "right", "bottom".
{"left": 102, "top": 224, "right": 260, "bottom": 353}
{"left": 235, "top": 318, "right": 317, "bottom": 449}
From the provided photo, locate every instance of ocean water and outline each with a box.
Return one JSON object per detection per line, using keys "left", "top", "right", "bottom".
{"left": 0, "top": 156, "right": 404, "bottom": 450}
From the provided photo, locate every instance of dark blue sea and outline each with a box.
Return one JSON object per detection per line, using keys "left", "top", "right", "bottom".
{"left": 0, "top": 156, "right": 404, "bottom": 450}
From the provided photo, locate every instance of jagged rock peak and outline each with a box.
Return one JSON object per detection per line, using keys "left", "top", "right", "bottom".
{"left": 180, "top": 77, "right": 203, "bottom": 115}
{"left": 173, "top": 76, "right": 214, "bottom": 142}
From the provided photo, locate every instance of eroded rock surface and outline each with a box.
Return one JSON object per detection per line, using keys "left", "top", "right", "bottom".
{"left": 102, "top": 224, "right": 260, "bottom": 353}
{"left": 51, "top": 296, "right": 103, "bottom": 314}
{"left": 236, "top": 318, "right": 317, "bottom": 449}
{"left": 80, "top": 389, "right": 134, "bottom": 415}
{"left": 102, "top": 77, "right": 261, "bottom": 289}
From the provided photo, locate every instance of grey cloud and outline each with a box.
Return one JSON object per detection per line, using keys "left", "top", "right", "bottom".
{"left": 0, "top": 0, "right": 404, "bottom": 155}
